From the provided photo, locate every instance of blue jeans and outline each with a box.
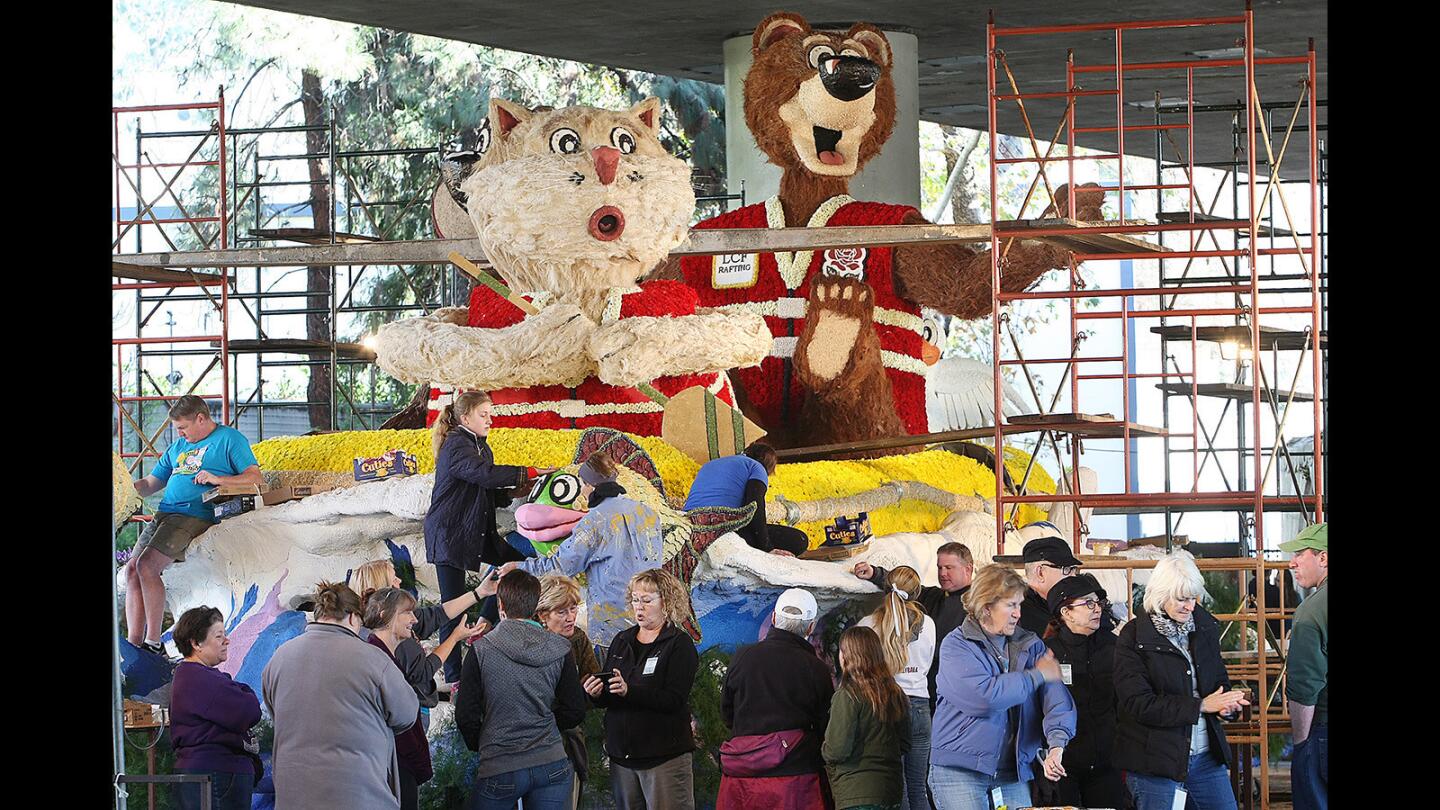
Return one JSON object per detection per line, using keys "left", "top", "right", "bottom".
{"left": 927, "top": 763, "right": 1028, "bottom": 810}
{"left": 1126, "top": 752, "right": 1238, "bottom": 810}
{"left": 902, "top": 696, "right": 931, "bottom": 810}
{"left": 1291, "top": 724, "right": 1327, "bottom": 810}
{"left": 175, "top": 768, "right": 255, "bottom": 810}
{"left": 467, "top": 759, "right": 573, "bottom": 810}
{"left": 435, "top": 563, "right": 469, "bottom": 683}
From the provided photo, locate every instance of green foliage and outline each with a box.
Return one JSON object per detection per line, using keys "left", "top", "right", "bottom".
{"left": 421, "top": 712, "right": 481, "bottom": 810}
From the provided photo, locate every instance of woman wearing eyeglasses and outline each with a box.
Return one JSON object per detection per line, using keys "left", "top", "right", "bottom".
{"left": 1031, "top": 574, "right": 1125, "bottom": 808}
{"left": 583, "top": 568, "right": 700, "bottom": 810}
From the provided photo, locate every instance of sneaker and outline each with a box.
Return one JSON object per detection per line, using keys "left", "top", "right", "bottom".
{"left": 140, "top": 640, "right": 166, "bottom": 656}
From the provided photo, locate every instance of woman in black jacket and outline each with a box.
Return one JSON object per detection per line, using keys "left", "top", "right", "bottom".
{"left": 1113, "top": 552, "right": 1251, "bottom": 810}
{"left": 583, "top": 568, "right": 700, "bottom": 810}
{"left": 423, "top": 390, "right": 545, "bottom": 685}
{"left": 1035, "top": 573, "right": 1123, "bottom": 808}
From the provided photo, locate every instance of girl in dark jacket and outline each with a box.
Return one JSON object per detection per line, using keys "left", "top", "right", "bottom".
{"left": 1035, "top": 574, "right": 1124, "bottom": 808}
{"left": 1113, "top": 552, "right": 1251, "bottom": 810}
{"left": 584, "top": 568, "right": 700, "bottom": 810}
{"left": 424, "top": 390, "right": 546, "bottom": 684}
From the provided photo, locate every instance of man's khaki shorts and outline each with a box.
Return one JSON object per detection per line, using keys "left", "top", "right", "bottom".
{"left": 133, "top": 512, "right": 213, "bottom": 562}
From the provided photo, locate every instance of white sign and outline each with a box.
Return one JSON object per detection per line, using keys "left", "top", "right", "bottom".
{"left": 712, "top": 253, "right": 758, "bottom": 289}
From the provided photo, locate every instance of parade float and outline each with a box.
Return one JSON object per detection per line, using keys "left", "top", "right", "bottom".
{"left": 117, "top": 14, "right": 1116, "bottom": 701}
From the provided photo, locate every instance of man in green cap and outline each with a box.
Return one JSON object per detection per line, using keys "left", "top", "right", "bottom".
{"left": 1280, "top": 522, "right": 1327, "bottom": 810}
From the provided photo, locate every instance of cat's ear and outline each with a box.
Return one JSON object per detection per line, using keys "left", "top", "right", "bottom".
{"left": 487, "top": 98, "right": 533, "bottom": 139}
{"left": 629, "top": 98, "right": 662, "bottom": 136}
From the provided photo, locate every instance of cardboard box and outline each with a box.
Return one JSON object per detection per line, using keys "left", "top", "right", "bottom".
{"left": 823, "top": 512, "right": 873, "bottom": 547}
{"left": 261, "top": 485, "right": 329, "bottom": 506}
{"left": 353, "top": 449, "right": 420, "bottom": 481}
{"left": 123, "top": 699, "right": 168, "bottom": 729}
{"left": 202, "top": 484, "right": 265, "bottom": 503}
{"left": 213, "top": 495, "right": 257, "bottom": 521}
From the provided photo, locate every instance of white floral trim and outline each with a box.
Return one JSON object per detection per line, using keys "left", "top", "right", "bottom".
{"left": 494, "top": 399, "right": 664, "bottom": 417}
{"left": 766, "top": 194, "right": 855, "bottom": 290}
{"left": 602, "top": 286, "right": 643, "bottom": 325}
{"left": 881, "top": 351, "right": 930, "bottom": 376}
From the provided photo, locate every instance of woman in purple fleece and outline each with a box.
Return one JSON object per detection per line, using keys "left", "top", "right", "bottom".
{"left": 169, "top": 606, "right": 263, "bottom": 810}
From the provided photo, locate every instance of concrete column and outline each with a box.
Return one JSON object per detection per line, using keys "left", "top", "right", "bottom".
{"left": 723, "top": 28, "right": 921, "bottom": 209}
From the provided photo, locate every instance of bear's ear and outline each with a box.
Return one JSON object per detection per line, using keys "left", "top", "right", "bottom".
{"left": 487, "top": 98, "right": 533, "bottom": 139}
{"left": 629, "top": 97, "right": 662, "bottom": 135}
{"left": 753, "top": 11, "right": 810, "bottom": 55}
{"left": 846, "top": 23, "right": 892, "bottom": 69}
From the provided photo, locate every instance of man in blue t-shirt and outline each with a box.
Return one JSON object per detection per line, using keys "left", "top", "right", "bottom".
{"left": 683, "top": 442, "right": 809, "bottom": 556}
{"left": 125, "top": 396, "right": 263, "bottom": 655}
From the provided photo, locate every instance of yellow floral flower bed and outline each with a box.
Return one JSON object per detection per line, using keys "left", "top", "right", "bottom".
{"left": 252, "top": 428, "right": 1054, "bottom": 545}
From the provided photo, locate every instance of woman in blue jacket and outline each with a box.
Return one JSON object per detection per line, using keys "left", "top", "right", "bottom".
{"left": 929, "top": 565, "right": 1076, "bottom": 810}
{"left": 424, "top": 390, "right": 546, "bottom": 684}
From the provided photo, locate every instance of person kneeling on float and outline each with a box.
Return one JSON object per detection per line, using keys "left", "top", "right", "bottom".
{"left": 684, "top": 441, "right": 808, "bottom": 557}
{"left": 127, "top": 395, "right": 264, "bottom": 656}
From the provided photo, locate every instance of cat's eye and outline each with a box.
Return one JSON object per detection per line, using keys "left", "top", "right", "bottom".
{"left": 476, "top": 118, "right": 491, "bottom": 154}
{"left": 611, "top": 127, "right": 636, "bottom": 154}
{"left": 807, "top": 44, "right": 836, "bottom": 69}
{"left": 549, "top": 128, "right": 582, "bottom": 154}
{"left": 922, "top": 321, "right": 937, "bottom": 344}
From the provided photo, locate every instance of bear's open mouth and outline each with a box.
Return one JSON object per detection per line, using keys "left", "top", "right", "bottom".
{"left": 813, "top": 125, "right": 844, "bottom": 166}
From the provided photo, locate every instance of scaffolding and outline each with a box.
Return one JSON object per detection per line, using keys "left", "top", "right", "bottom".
{"left": 984, "top": 6, "right": 1324, "bottom": 807}
{"left": 112, "top": 94, "right": 231, "bottom": 479}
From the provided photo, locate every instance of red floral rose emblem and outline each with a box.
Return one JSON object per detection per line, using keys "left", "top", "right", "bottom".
{"left": 822, "top": 247, "right": 868, "bottom": 279}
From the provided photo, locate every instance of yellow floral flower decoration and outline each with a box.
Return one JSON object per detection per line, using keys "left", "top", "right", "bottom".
{"left": 252, "top": 428, "right": 1055, "bottom": 546}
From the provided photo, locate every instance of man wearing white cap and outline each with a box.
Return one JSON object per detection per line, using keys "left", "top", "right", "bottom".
{"left": 717, "top": 588, "right": 835, "bottom": 808}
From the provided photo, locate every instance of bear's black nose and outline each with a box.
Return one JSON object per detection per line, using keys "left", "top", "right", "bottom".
{"left": 818, "top": 55, "right": 881, "bottom": 102}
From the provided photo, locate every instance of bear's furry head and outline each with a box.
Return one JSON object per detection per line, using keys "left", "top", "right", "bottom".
{"left": 451, "top": 98, "right": 695, "bottom": 296}
{"left": 744, "top": 12, "right": 897, "bottom": 178}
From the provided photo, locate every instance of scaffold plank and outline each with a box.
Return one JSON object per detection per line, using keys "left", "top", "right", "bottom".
{"left": 993, "top": 218, "right": 1172, "bottom": 254}
{"left": 221, "top": 338, "right": 375, "bottom": 359}
{"left": 1005, "top": 413, "right": 1168, "bottom": 438}
{"left": 1150, "top": 324, "right": 1328, "bottom": 350}
{"left": 112, "top": 260, "right": 224, "bottom": 286}
{"left": 1155, "top": 382, "right": 1316, "bottom": 403}
{"left": 250, "top": 228, "right": 381, "bottom": 245}
{"left": 1156, "top": 210, "right": 1295, "bottom": 237}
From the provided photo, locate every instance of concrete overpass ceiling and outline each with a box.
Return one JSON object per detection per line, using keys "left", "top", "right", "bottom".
{"left": 226, "top": 1, "right": 1326, "bottom": 170}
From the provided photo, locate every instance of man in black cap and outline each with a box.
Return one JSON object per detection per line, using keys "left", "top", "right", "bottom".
{"left": 1019, "top": 533, "right": 1113, "bottom": 636}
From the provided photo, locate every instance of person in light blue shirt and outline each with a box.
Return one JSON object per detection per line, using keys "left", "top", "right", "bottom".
{"left": 683, "top": 442, "right": 808, "bottom": 557}
{"left": 126, "top": 396, "right": 263, "bottom": 655}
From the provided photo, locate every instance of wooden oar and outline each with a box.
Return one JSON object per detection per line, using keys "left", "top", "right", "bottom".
{"left": 447, "top": 252, "right": 766, "bottom": 464}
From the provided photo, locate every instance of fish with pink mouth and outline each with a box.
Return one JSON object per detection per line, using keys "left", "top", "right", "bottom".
{"left": 513, "top": 428, "right": 754, "bottom": 640}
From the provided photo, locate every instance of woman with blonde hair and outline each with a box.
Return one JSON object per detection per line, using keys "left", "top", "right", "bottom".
{"left": 856, "top": 565, "right": 935, "bottom": 810}
{"left": 424, "top": 389, "right": 548, "bottom": 685}
{"left": 929, "top": 565, "right": 1076, "bottom": 810}
{"left": 537, "top": 573, "right": 600, "bottom": 809}
{"left": 583, "top": 569, "right": 699, "bottom": 809}
{"left": 1113, "top": 551, "right": 1249, "bottom": 810}
{"left": 823, "top": 625, "right": 911, "bottom": 810}
{"left": 351, "top": 558, "right": 492, "bottom": 730}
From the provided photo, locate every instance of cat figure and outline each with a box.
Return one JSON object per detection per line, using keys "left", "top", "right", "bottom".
{"left": 375, "top": 98, "right": 771, "bottom": 435}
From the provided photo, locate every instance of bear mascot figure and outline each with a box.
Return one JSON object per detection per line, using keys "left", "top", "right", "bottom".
{"left": 667, "top": 11, "right": 1101, "bottom": 451}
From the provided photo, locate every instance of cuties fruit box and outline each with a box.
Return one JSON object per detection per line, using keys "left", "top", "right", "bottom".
{"left": 353, "top": 449, "right": 420, "bottom": 481}
{"left": 823, "top": 512, "right": 873, "bottom": 547}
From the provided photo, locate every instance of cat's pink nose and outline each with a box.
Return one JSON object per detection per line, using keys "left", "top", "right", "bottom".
{"left": 591, "top": 146, "right": 620, "bottom": 185}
